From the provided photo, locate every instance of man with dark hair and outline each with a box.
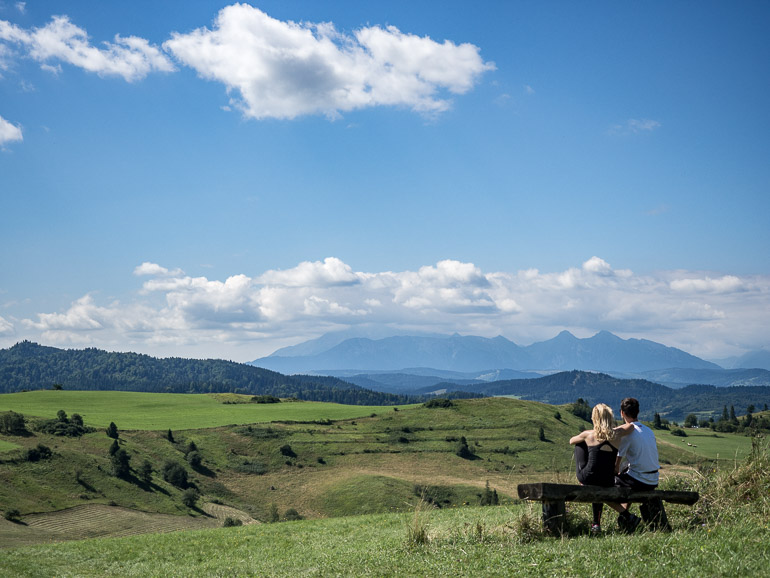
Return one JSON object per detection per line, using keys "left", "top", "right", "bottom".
{"left": 609, "top": 397, "right": 661, "bottom": 532}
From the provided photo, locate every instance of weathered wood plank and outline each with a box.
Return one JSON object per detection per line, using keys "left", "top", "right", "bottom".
{"left": 517, "top": 483, "right": 699, "bottom": 505}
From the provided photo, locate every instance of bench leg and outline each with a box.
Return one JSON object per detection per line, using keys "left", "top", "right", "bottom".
{"left": 639, "top": 498, "right": 671, "bottom": 531}
{"left": 542, "top": 500, "right": 566, "bottom": 535}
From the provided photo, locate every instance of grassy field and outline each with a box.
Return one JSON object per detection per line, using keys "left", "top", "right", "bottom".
{"left": 0, "top": 390, "right": 401, "bottom": 430}
{"left": 0, "top": 496, "right": 767, "bottom": 577}
{"left": 0, "top": 392, "right": 760, "bottom": 560}
{"left": 0, "top": 439, "right": 20, "bottom": 452}
{"left": 658, "top": 427, "right": 753, "bottom": 461}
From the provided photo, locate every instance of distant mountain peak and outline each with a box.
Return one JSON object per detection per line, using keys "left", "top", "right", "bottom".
{"left": 251, "top": 330, "right": 720, "bottom": 374}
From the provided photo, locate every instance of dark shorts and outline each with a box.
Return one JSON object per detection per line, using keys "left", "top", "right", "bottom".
{"left": 615, "top": 470, "right": 657, "bottom": 491}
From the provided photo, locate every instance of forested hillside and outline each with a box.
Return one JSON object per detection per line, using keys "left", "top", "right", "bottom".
{"left": 0, "top": 342, "right": 478, "bottom": 405}
{"left": 436, "top": 370, "right": 770, "bottom": 421}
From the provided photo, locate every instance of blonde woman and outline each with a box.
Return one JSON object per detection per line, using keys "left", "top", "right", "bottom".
{"left": 569, "top": 403, "right": 627, "bottom": 533}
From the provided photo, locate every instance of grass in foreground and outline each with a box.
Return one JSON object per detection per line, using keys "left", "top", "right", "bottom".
{"left": 1, "top": 437, "right": 768, "bottom": 577}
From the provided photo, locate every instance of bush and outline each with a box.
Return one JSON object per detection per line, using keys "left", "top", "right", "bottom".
{"left": 23, "top": 444, "right": 53, "bottom": 462}
{"left": 111, "top": 448, "right": 131, "bottom": 479}
{"left": 423, "top": 398, "right": 454, "bottom": 409}
{"left": 671, "top": 428, "right": 688, "bottom": 437}
{"left": 181, "top": 488, "right": 199, "bottom": 508}
{"left": 251, "top": 395, "right": 280, "bottom": 404}
{"left": 106, "top": 422, "right": 119, "bottom": 439}
{"left": 279, "top": 444, "right": 297, "bottom": 458}
{"left": 186, "top": 450, "right": 203, "bottom": 469}
{"left": 139, "top": 460, "right": 153, "bottom": 484}
{"left": 0, "top": 411, "right": 27, "bottom": 435}
{"left": 162, "top": 461, "right": 188, "bottom": 488}
{"left": 223, "top": 517, "right": 243, "bottom": 527}
{"left": 35, "top": 412, "right": 94, "bottom": 437}
{"left": 3, "top": 508, "right": 21, "bottom": 522}
{"left": 456, "top": 437, "right": 475, "bottom": 460}
{"left": 283, "top": 508, "right": 303, "bottom": 521}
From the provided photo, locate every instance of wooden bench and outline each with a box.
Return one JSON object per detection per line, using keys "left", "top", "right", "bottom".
{"left": 517, "top": 482, "right": 699, "bottom": 535}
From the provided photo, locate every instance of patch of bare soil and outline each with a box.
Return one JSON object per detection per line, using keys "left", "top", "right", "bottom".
{"left": 0, "top": 502, "right": 256, "bottom": 549}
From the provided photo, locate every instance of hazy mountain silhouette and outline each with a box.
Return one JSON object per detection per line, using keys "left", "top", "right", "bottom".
{"left": 250, "top": 330, "right": 721, "bottom": 374}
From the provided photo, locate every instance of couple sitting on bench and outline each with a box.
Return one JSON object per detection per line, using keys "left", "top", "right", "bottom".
{"left": 569, "top": 397, "right": 659, "bottom": 534}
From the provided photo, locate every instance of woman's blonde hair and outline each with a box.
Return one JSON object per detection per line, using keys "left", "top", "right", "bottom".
{"left": 592, "top": 403, "right": 616, "bottom": 442}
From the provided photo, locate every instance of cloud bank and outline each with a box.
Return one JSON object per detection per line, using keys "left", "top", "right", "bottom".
{"left": 1, "top": 5, "right": 493, "bottom": 120}
{"left": 8, "top": 257, "right": 768, "bottom": 362}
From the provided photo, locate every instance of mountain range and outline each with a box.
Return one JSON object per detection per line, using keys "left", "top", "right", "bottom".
{"left": 251, "top": 330, "right": 724, "bottom": 374}
{"left": 251, "top": 331, "right": 770, "bottom": 390}
{"left": 3, "top": 341, "right": 770, "bottom": 421}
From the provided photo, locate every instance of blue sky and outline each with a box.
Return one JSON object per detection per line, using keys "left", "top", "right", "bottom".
{"left": 1, "top": 1, "right": 768, "bottom": 362}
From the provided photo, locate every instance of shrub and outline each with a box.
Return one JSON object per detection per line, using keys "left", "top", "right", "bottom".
{"left": 423, "top": 398, "right": 454, "bottom": 409}
{"left": 283, "top": 508, "right": 303, "bottom": 521}
{"left": 279, "top": 444, "right": 297, "bottom": 458}
{"left": 671, "top": 428, "right": 688, "bottom": 437}
{"left": 162, "top": 461, "right": 188, "bottom": 488}
{"left": 223, "top": 517, "right": 243, "bottom": 527}
{"left": 0, "top": 411, "right": 27, "bottom": 435}
{"left": 166, "top": 429, "right": 175, "bottom": 442}
{"left": 268, "top": 503, "right": 280, "bottom": 523}
{"left": 139, "top": 460, "right": 153, "bottom": 484}
{"left": 106, "top": 422, "right": 119, "bottom": 439}
{"left": 181, "top": 488, "right": 199, "bottom": 508}
{"left": 3, "top": 508, "right": 21, "bottom": 522}
{"left": 186, "top": 451, "right": 203, "bottom": 469}
{"left": 251, "top": 395, "right": 280, "bottom": 404}
{"left": 456, "top": 437, "right": 475, "bottom": 459}
{"left": 111, "top": 448, "right": 131, "bottom": 479}
{"left": 35, "top": 413, "right": 94, "bottom": 437}
{"left": 538, "top": 427, "right": 546, "bottom": 441}
{"left": 24, "top": 444, "right": 53, "bottom": 462}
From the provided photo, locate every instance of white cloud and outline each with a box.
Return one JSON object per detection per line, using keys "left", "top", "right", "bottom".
{"left": 164, "top": 4, "right": 494, "bottom": 119}
{"left": 11, "top": 257, "right": 770, "bottom": 362}
{"left": 134, "top": 262, "right": 183, "bottom": 277}
{"left": 258, "top": 257, "right": 360, "bottom": 287}
{"left": 608, "top": 118, "right": 661, "bottom": 136}
{"left": 670, "top": 275, "right": 744, "bottom": 293}
{"left": 0, "top": 16, "right": 174, "bottom": 81}
{"left": 0, "top": 315, "right": 14, "bottom": 335}
{"left": 0, "top": 113, "right": 22, "bottom": 145}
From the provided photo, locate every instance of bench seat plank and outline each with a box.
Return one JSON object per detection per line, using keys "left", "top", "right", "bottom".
{"left": 517, "top": 483, "right": 699, "bottom": 505}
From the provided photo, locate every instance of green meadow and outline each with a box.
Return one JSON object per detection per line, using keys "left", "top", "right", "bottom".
{"left": 0, "top": 390, "right": 399, "bottom": 430}
{"left": 1, "top": 392, "right": 767, "bottom": 576}
{"left": 660, "top": 427, "right": 753, "bottom": 461}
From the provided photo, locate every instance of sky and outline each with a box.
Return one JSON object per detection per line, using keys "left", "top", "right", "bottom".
{"left": 1, "top": 1, "right": 769, "bottom": 363}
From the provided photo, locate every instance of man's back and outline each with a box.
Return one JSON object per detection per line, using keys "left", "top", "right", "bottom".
{"left": 617, "top": 421, "right": 659, "bottom": 486}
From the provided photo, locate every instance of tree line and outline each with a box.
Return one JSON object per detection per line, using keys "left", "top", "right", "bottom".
{"left": 0, "top": 341, "right": 480, "bottom": 405}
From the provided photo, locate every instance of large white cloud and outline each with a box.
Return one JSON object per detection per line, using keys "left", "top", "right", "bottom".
{"left": 12, "top": 257, "right": 770, "bottom": 361}
{"left": 164, "top": 4, "right": 494, "bottom": 119}
{"left": 0, "top": 114, "right": 22, "bottom": 145}
{"left": 0, "top": 15, "right": 174, "bottom": 81}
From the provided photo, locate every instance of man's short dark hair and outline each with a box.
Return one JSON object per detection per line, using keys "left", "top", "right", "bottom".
{"left": 620, "top": 397, "right": 639, "bottom": 419}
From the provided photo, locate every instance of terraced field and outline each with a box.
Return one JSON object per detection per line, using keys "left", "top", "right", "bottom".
{"left": 0, "top": 502, "right": 257, "bottom": 549}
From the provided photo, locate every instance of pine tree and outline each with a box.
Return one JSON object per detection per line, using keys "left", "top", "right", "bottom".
{"left": 106, "top": 422, "right": 119, "bottom": 439}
